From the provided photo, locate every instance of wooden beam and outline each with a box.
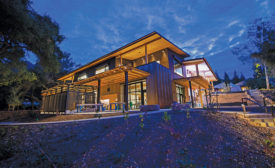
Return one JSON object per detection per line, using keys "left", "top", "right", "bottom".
{"left": 121, "top": 37, "right": 161, "bottom": 58}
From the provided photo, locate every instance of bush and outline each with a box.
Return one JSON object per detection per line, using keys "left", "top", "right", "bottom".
{"left": 27, "top": 111, "right": 38, "bottom": 119}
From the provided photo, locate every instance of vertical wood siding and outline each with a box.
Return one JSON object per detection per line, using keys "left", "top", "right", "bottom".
{"left": 137, "top": 62, "right": 173, "bottom": 108}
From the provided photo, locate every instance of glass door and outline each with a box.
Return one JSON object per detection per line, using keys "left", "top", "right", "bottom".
{"left": 128, "top": 80, "right": 147, "bottom": 109}
{"left": 176, "top": 84, "right": 185, "bottom": 104}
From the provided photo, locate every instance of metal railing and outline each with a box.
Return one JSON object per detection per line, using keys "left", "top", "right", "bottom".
{"left": 241, "top": 97, "right": 274, "bottom": 116}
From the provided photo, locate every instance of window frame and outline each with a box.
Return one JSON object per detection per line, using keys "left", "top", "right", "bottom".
{"left": 95, "top": 64, "right": 109, "bottom": 75}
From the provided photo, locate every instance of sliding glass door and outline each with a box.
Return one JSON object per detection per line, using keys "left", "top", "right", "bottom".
{"left": 176, "top": 84, "right": 185, "bottom": 104}
{"left": 128, "top": 80, "right": 147, "bottom": 109}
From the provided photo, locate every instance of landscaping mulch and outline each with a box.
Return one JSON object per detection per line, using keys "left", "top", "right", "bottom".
{"left": 0, "top": 111, "right": 274, "bottom": 167}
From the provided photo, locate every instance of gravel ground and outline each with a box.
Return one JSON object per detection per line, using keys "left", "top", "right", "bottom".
{"left": 0, "top": 111, "right": 274, "bottom": 167}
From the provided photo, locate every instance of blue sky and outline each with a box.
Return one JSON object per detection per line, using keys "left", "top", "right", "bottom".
{"left": 32, "top": 0, "right": 275, "bottom": 78}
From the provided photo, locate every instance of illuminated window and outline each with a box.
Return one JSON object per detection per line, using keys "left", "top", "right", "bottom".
{"left": 173, "top": 56, "right": 183, "bottom": 76}
{"left": 78, "top": 73, "right": 87, "bottom": 81}
{"left": 95, "top": 64, "right": 109, "bottom": 74}
{"left": 176, "top": 84, "right": 185, "bottom": 104}
{"left": 174, "top": 64, "right": 183, "bottom": 76}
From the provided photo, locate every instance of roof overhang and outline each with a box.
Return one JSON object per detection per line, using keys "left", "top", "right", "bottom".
{"left": 183, "top": 58, "right": 217, "bottom": 81}
{"left": 174, "top": 76, "right": 210, "bottom": 89}
{"left": 58, "top": 31, "right": 189, "bottom": 81}
{"left": 74, "top": 66, "right": 150, "bottom": 86}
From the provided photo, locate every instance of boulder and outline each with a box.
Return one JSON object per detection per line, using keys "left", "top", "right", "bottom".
{"left": 171, "top": 102, "right": 191, "bottom": 111}
{"left": 140, "top": 105, "right": 160, "bottom": 112}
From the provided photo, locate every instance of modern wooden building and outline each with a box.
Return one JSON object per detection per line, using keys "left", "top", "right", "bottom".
{"left": 41, "top": 32, "right": 217, "bottom": 114}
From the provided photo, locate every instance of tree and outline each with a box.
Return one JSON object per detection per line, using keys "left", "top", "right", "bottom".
{"left": 0, "top": 0, "right": 78, "bottom": 110}
{"left": 224, "top": 72, "right": 230, "bottom": 85}
{"left": 232, "top": 70, "right": 240, "bottom": 84}
{"left": 253, "top": 63, "right": 265, "bottom": 79}
{"left": 248, "top": 18, "right": 275, "bottom": 69}
{"left": 0, "top": 0, "right": 64, "bottom": 75}
{"left": 232, "top": 16, "right": 275, "bottom": 89}
{"left": 240, "top": 73, "right": 245, "bottom": 81}
{"left": 213, "top": 71, "right": 222, "bottom": 85}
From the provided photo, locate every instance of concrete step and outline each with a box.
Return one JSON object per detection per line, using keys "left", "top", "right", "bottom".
{"left": 237, "top": 113, "right": 273, "bottom": 118}
{"left": 246, "top": 116, "right": 275, "bottom": 128}
{"left": 248, "top": 120, "right": 275, "bottom": 127}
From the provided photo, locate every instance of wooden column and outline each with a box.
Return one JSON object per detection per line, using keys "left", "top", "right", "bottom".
{"left": 196, "top": 64, "right": 199, "bottom": 76}
{"left": 124, "top": 71, "right": 129, "bottom": 111}
{"left": 65, "top": 84, "right": 71, "bottom": 113}
{"left": 141, "top": 81, "right": 144, "bottom": 105}
{"left": 189, "top": 80, "right": 194, "bottom": 108}
{"left": 145, "top": 44, "right": 148, "bottom": 64}
{"left": 182, "top": 65, "right": 187, "bottom": 77}
{"left": 199, "top": 87, "right": 203, "bottom": 108}
{"left": 120, "top": 55, "right": 122, "bottom": 66}
{"left": 97, "top": 79, "right": 101, "bottom": 104}
{"left": 211, "top": 81, "right": 214, "bottom": 92}
{"left": 71, "top": 75, "right": 75, "bottom": 83}
{"left": 41, "top": 95, "right": 45, "bottom": 112}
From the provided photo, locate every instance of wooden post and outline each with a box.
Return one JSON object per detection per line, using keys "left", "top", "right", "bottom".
{"left": 71, "top": 75, "right": 75, "bottom": 83}
{"left": 211, "top": 81, "right": 214, "bottom": 92}
{"left": 196, "top": 64, "right": 199, "bottom": 76}
{"left": 41, "top": 95, "right": 45, "bottom": 113}
{"left": 97, "top": 79, "right": 101, "bottom": 104}
{"left": 189, "top": 80, "right": 194, "bottom": 108}
{"left": 120, "top": 55, "right": 122, "bottom": 66}
{"left": 145, "top": 44, "right": 148, "bottom": 64}
{"left": 124, "top": 71, "right": 129, "bottom": 111}
{"left": 65, "top": 84, "right": 71, "bottom": 114}
{"left": 199, "top": 87, "right": 203, "bottom": 108}
{"left": 141, "top": 81, "right": 144, "bottom": 105}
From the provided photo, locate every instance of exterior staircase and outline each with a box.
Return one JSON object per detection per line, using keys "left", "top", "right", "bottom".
{"left": 237, "top": 112, "right": 275, "bottom": 128}
{"left": 248, "top": 90, "right": 265, "bottom": 105}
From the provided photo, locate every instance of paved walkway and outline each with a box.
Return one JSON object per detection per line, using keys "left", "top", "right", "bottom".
{"left": 1, "top": 107, "right": 272, "bottom": 126}
{"left": 0, "top": 109, "right": 171, "bottom": 126}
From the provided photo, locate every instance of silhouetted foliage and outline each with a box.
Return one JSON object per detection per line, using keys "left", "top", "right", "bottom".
{"left": 223, "top": 72, "right": 230, "bottom": 85}
{"left": 240, "top": 73, "right": 245, "bottom": 81}
{"left": 0, "top": 0, "right": 77, "bottom": 110}
{"left": 232, "top": 16, "right": 275, "bottom": 75}
{"left": 232, "top": 71, "right": 240, "bottom": 84}
{"left": 213, "top": 71, "right": 222, "bottom": 85}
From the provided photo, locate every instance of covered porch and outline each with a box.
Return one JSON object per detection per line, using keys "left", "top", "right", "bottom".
{"left": 174, "top": 76, "right": 210, "bottom": 108}
{"left": 41, "top": 66, "right": 150, "bottom": 114}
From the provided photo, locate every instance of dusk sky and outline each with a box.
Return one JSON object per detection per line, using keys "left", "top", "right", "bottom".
{"left": 32, "top": 0, "right": 275, "bottom": 78}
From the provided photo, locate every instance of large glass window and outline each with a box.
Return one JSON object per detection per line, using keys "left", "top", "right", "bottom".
{"left": 78, "top": 73, "right": 87, "bottom": 81}
{"left": 173, "top": 57, "right": 183, "bottom": 76}
{"left": 128, "top": 80, "right": 147, "bottom": 109}
{"left": 95, "top": 64, "right": 109, "bottom": 74}
{"left": 176, "top": 84, "right": 185, "bottom": 104}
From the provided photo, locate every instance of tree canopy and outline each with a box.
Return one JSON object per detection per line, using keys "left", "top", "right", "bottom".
{"left": 223, "top": 72, "right": 230, "bottom": 85}
{"left": 232, "top": 16, "right": 275, "bottom": 74}
{"left": 248, "top": 18, "right": 275, "bottom": 69}
{"left": 0, "top": 0, "right": 77, "bottom": 110}
{"left": 0, "top": 0, "right": 64, "bottom": 73}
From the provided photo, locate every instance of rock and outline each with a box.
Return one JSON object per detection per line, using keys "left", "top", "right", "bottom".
{"left": 140, "top": 105, "right": 160, "bottom": 112}
{"left": 171, "top": 102, "right": 191, "bottom": 111}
